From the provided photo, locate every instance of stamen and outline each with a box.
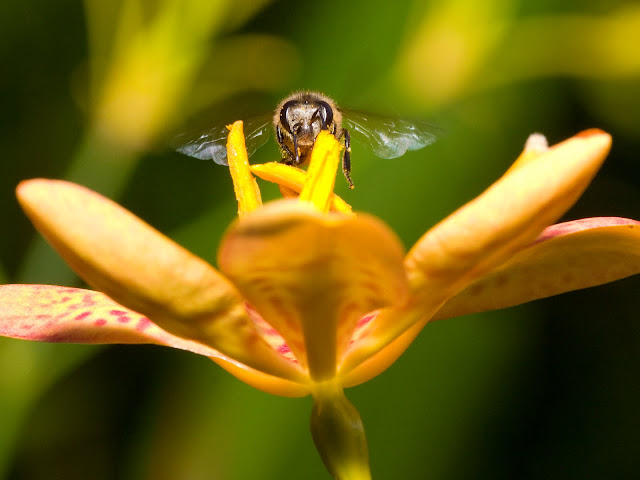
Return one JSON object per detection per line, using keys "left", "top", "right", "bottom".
{"left": 226, "top": 121, "right": 262, "bottom": 216}
{"left": 250, "top": 163, "right": 354, "bottom": 215}
{"left": 299, "top": 131, "right": 343, "bottom": 214}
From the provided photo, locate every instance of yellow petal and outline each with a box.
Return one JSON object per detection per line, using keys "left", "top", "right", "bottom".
{"left": 227, "top": 120, "right": 262, "bottom": 216}
{"left": 341, "top": 129, "right": 612, "bottom": 374}
{"left": 16, "top": 179, "right": 304, "bottom": 383}
{"left": 432, "top": 217, "right": 640, "bottom": 320}
{"left": 250, "top": 162, "right": 353, "bottom": 215}
{"left": 218, "top": 200, "right": 408, "bottom": 382}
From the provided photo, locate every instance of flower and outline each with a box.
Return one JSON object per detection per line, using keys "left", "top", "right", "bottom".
{"left": 2, "top": 123, "right": 640, "bottom": 479}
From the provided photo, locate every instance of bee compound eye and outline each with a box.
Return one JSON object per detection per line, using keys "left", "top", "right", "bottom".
{"left": 280, "top": 100, "right": 298, "bottom": 133}
{"left": 318, "top": 101, "right": 333, "bottom": 130}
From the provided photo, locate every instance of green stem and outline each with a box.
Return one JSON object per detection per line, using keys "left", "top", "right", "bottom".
{"left": 310, "top": 384, "right": 371, "bottom": 480}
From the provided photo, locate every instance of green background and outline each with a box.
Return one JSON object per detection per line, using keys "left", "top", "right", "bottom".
{"left": 1, "top": 0, "right": 640, "bottom": 478}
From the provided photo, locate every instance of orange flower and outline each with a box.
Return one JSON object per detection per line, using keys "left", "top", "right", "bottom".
{"left": 2, "top": 123, "right": 640, "bottom": 479}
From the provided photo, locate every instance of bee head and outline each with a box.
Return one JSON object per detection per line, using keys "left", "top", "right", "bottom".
{"left": 278, "top": 94, "right": 335, "bottom": 144}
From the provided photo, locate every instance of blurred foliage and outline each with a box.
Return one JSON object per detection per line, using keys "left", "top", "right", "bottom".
{"left": 1, "top": 0, "right": 640, "bottom": 478}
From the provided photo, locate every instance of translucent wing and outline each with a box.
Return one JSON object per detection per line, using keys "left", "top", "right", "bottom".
{"left": 174, "top": 114, "right": 273, "bottom": 165}
{"left": 343, "top": 109, "right": 439, "bottom": 159}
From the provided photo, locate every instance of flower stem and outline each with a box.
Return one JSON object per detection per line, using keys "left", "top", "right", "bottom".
{"left": 310, "top": 384, "right": 371, "bottom": 480}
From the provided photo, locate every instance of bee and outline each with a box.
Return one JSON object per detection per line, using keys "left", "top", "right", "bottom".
{"left": 273, "top": 92, "right": 352, "bottom": 186}
{"left": 176, "top": 91, "right": 438, "bottom": 188}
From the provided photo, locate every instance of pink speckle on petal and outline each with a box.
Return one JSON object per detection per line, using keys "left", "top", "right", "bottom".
{"left": 94, "top": 319, "right": 107, "bottom": 327}
{"left": 110, "top": 309, "right": 132, "bottom": 323}
{"left": 534, "top": 217, "right": 640, "bottom": 244}
{"left": 74, "top": 311, "right": 92, "bottom": 321}
{"left": 277, "top": 343, "right": 291, "bottom": 354}
{"left": 58, "top": 287, "right": 77, "bottom": 294}
{"left": 82, "top": 294, "right": 96, "bottom": 307}
{"left": 136, "top": 317, "right": 152, "bottom": 332}
{"left": 60, "top": 296, "right": 71, "bottom": 303}
{"left": 55, "top": 310, "right": 71, "bottom": 319}
{"left": 357, "top": 313, "right": 376, "bottom": 327}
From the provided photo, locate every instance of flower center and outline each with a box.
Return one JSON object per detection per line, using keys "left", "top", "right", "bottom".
{"left": 225, "top": 120, "right": 352, "bottom": 215}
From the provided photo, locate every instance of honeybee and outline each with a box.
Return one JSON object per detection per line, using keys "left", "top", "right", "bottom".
{"left": 176, "top": 91, "right": 438, "bottom": 188}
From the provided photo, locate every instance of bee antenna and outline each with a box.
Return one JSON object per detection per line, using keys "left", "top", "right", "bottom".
{"left": 292, "top": 132, "right": 300, "bottom": 164}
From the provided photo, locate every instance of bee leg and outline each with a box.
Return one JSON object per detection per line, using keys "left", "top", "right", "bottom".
{"left": 277, "top": 125, "right": 296, "bottom": 165}
{"left": 340, "top": 129, "right": 354, "bottom": 189}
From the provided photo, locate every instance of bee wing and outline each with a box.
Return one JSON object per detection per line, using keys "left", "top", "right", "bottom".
{"left": 174, "top": 115, "right": 272, "bottom": 165}
{"left": 342, "top": 109, "right": 439, "bottom": 159}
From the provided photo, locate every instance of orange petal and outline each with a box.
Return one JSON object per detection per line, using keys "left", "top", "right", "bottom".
{"left": 342, "top": 217, "right": 640, "bottom": 385}
{"left": 211, "top": 356, "right": 310, "bottom": 397}
{"left": 432, "top": 217, "right": 640, "bottom": 320}
{"left": 218, "top": 200, "right": 408, "bottom": 382}
{"left": 0, "top": 284, "right": 219, "bottom": 356}
{"left": 341, "top": 129, "right": 612, "bottom": 374}
{"left": 16, "top": 179, "right": 304, "bottom": 383}
{"left": 406, "top": 129, "right": 611, "bottom": 296}
{"left": 503, "top": 132, "right": 550, "bottom": 174}
{"left": 341, "top": 315, "right": 422, "bottom": 388}
{"left": 0, "top": 284, "right": 308, "bottom": 397}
